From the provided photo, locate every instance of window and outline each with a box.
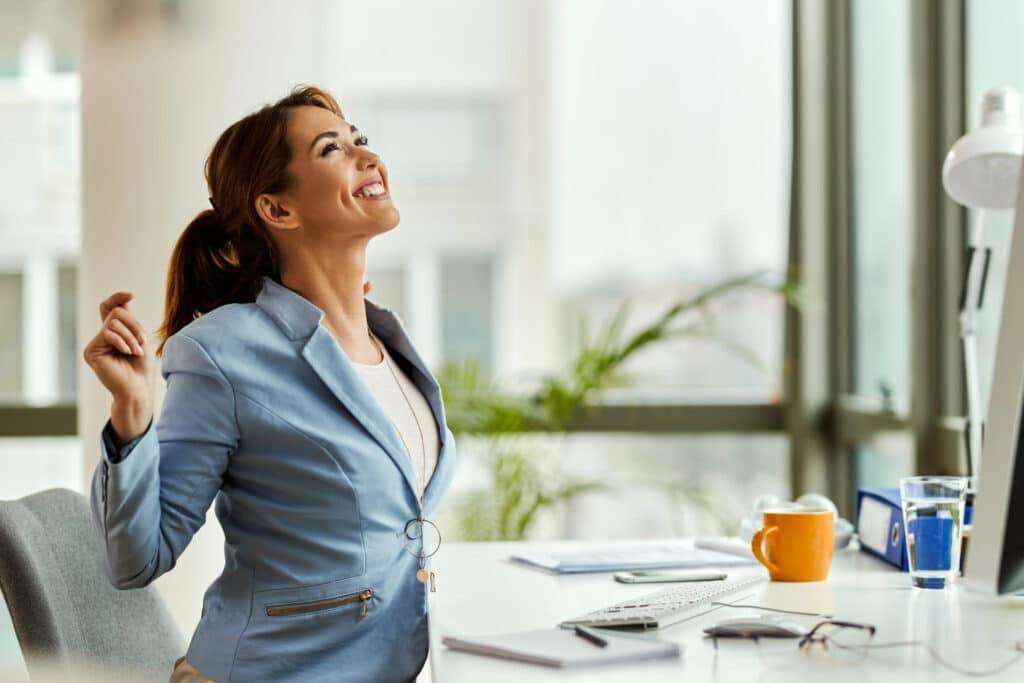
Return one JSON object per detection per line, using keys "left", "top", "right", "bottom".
{"left": 847, "top": 0, "right": 917, "bottom": 491}
{"left": 0, "top": 272, "right": 23, "bottom": 402}
{"left": 440, "top": 254, "right": 496, "bottom": 376}
{"left": 356, "top": 100, "right": 500, "bottom": 182}
{"left": 547, "top": 0, "right": 791, "bottom": 402}
{"left": 58, "top": 263, "right": 77, "bottom": 402}
{"left": 0, "top": 24, "right": 81, "bottom": 501}
{"left": 851, "top": 0, "right": 913, "bottom": 414}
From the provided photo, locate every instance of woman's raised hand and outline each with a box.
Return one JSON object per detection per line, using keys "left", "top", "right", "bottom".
{"left": 82, "top": 291, "right": 155, "bottom": 445}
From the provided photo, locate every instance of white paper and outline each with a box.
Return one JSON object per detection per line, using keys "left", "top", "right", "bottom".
{"left": 857, "top": 496, "right": 892, "bottom": 555}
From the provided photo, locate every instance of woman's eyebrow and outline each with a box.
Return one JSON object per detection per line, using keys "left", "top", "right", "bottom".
{"left": 308, "top": 125, "right": 361, "bottom": 153}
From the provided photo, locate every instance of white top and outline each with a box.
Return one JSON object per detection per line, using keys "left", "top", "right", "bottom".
{"left": 350, "top": 332, "right": 438, "bottom": 497}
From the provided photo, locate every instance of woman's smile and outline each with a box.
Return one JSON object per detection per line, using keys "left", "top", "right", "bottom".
{"left": 352, "top": 177, "right": 390, "bottom": 201}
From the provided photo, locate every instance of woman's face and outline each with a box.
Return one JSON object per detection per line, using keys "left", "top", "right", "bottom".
{"left": 269, "top": 104, "right": 399, "bottom": 241}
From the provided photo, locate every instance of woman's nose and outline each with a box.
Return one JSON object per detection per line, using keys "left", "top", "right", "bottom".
{"left": 356, "top": 149, "right": 380, "bottom": 171}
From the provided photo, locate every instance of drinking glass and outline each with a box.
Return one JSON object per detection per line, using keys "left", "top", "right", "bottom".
{"left": 899, "top": 476, "right": 968, "bottom": 589}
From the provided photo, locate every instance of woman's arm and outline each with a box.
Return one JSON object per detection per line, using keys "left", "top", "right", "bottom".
{"left": 90, "top": 332, "right": 240, "bottom": 589}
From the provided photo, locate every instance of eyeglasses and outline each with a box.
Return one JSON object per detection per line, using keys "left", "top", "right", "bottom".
{"left": 704, "top": 604, "right": 1024, "bottom": 678}
{"left": 796, "top": 620, "right": 1024, "bottom": 677}
{"left": 798, "top": 620, "right": 876, "bottom": 651}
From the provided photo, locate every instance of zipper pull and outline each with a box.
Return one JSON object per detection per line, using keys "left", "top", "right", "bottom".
{"left": 430, "top": 571, "right": 437, "bottom": 593}
{"left": 360, "top": 590, "right": 371, "bottom": 617}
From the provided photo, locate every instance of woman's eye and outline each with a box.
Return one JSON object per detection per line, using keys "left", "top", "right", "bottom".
{"left": 355, "top": 135, "right": 369, "bottom": 146}
{"left": 321, "top": 142, "right": 341, "bottom": 157}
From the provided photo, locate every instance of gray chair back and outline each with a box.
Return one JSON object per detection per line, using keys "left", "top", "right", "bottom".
{"left": 0, "top": 488, "right": 184, "bottom": 681}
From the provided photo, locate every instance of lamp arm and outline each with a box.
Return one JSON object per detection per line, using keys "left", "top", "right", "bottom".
{"left": 958, "top": 211, "right": 992, "bottom": 478}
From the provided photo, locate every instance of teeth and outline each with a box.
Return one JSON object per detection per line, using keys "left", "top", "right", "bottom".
{"left": 356, "top": 182, "right": 385, "bottom": 198}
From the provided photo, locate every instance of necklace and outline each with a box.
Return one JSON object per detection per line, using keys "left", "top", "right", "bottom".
{"left": 369, "top": 331, "right": 437, "bottom": 592}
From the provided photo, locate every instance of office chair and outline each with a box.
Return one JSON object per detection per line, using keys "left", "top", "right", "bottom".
{"left": 0, "top": 487, "right": 184, "bottom": 682}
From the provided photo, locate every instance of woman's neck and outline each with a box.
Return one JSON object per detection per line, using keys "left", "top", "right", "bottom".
{"left": 279, "top": 253, "right": 379, "bottom": 363}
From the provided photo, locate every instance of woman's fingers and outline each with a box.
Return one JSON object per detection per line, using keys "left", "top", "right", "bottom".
{"left": 363, "top": 280, "right": 373, "bottom": 295}
{"left": 99, "top": 291, "right": 133, "bottom": 323}
{"left": 108, "top": 318, "right": 144, "bottom": 354}
{"left": 102, "top": 328, "right": 135, "bottom": 356}
{"left": 105, "top": 306, "right": 147, "bottom": 347}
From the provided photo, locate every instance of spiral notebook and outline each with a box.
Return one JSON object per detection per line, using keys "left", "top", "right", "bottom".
{"left": 441, "top": 627, "right": 682, "bottom": 668}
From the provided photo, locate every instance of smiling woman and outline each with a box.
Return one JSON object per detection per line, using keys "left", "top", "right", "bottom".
{"left": 80, "top": 85, "right": 457, "bottom": 683}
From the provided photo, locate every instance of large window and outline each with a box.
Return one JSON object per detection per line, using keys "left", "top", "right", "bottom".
{"left": 547, "top": 0, "right": 791, "bottom": 403}
{"left": 849, "top": 0, "right": 915, "bottom": 489}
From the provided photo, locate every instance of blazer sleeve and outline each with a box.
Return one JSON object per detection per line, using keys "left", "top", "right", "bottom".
{"left": 90, "top": 332, "right": 240, "bottom": 590}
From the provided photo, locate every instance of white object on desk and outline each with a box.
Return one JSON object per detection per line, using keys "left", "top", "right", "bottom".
{"left": 509, "top": 542, "right": 754, "bottom": 574}
{"left": 736, "top": 493, "right": 855, "bottom": 549}
{"left": 613, "top": 569, "right": 727, "bottom": 584}
{"left": 441, "top": 627, "right": 681, "bottom": 668}
{"left": 693, "top": 536, "right": 756, "bottom": 559}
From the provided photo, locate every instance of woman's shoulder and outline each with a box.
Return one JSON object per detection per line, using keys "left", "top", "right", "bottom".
{"left": 166, "top": 301, "right": 274, "bottom": 360}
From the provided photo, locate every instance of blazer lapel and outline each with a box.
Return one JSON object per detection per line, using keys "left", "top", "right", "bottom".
{"left": 364, "top": 302, "right": 455, "bottom": 514}
{"left": 255, "top": 275, "right": 447, "bottom": 506}
{"left": 300, "top": 326, "right": 419, "bottom": 498}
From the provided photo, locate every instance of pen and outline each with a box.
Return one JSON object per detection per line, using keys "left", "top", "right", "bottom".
{"left": 573, "top": 625, "right": 608, "bottom": 648}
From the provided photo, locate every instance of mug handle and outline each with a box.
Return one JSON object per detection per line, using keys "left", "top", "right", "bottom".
{"left": 751, "top": 526, "right": 780, "bottom": 574}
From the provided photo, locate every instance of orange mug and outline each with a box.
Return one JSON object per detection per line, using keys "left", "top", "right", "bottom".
{"left": 751, "top": 508, "right": 834, "bottom": 582}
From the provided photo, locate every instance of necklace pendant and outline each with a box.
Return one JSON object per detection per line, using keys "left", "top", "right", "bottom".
{"left": 416, "top": 567, "right": 430, "bottom": 583}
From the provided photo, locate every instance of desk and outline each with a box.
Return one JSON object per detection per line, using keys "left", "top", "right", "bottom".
{"left": 428, "top": 539, "right": 1024, "bottom": 682}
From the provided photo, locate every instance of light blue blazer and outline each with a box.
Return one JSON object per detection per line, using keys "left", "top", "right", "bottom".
{"left": 90, "top": 275, "right": 457, "bottom": 683}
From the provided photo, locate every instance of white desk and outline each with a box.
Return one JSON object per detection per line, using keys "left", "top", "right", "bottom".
{"left": 428, "top": 539, "right": 1024, "bottom": 682}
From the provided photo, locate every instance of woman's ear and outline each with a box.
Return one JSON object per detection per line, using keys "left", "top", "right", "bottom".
{"left": 255, "top": 193, "right": 300, "bottom": 232}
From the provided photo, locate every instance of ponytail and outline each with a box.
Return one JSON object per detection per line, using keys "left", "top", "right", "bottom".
{"left": 155, "top": 207, "right": 279, "bottom": 357}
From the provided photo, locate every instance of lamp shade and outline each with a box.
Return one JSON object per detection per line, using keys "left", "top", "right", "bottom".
{"left": 942, "top": 86, "right": 1024, "bottom": 210}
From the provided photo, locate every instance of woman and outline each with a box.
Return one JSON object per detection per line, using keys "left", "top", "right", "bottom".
{"left": 82, "top": 85, "right": 456, "bottom": 683}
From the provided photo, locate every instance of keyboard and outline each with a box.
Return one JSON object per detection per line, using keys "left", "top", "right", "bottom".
{"left": 559, "top": 573, "right": 766, "bottom": 630}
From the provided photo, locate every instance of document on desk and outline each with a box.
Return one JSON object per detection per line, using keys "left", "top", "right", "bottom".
{"left": 509, "top": 542, "right": 756, "bottom": 574}
{"left": 442, "top": 628, "right": 681, "bottom": 668}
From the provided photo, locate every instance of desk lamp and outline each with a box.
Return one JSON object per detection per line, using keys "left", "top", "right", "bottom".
{"left": 941, "top": 85, "right": 1024, "bottom": 478}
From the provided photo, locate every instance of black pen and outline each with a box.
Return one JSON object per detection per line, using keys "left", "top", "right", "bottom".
{"left": 573, "top": 625, "right": 608, "bottom": 648}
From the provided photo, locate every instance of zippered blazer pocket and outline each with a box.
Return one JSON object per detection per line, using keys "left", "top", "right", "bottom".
{"left": 265, "top": 589, "right": 373, "bottom": 618}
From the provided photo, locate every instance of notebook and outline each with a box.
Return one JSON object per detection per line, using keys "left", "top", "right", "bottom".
{"left": 441, "top": 627, "right": 682, "bottom": 668}
{"left": 509, "top": 541, "right": 755, "bottom": 574}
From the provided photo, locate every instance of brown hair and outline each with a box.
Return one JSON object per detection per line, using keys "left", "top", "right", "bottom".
{"left": 155, "top": 85, "right": 343, "bottom": 356}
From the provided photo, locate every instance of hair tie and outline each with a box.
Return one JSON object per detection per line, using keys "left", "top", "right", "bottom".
{"left": 206, "top": 196, "right": 232, "bottom": 247}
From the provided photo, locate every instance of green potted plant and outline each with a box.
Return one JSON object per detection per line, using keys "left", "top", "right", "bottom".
{"left": 437, "top": 271, "right": 800, "bottom": 542}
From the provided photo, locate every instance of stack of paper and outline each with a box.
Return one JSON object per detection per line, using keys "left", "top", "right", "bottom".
{"left": 442, "top": 627, "right": 681, "bottom": 668}
{"left": 509, "top": 542, "right": 755, "bottom": 574}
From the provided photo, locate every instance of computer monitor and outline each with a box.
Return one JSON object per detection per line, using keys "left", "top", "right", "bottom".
{"left": 964, "top": 168, "right": 1024, "bottom": 596}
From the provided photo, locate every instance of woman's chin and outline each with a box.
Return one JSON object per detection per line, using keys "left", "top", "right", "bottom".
{"left": 375, "top": 207, "right": 400, "bottom": 232}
